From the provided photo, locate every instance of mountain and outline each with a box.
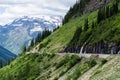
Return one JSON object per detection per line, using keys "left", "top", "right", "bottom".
{"left": 0, "top": 46, "right": 17, "bottom": 66}
{"left": 0, "top": 16, "right": 62, "bottom": 54}
{"left": 0, "top": 0, "right": 120, "bottom": 80}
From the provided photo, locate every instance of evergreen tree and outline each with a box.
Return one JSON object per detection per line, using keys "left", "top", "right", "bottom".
{"left": 97, "top": 8, "right": 102, "bottom": 23}
{"left": 97, "top": 0, "right": 118, "bottom": 24}
{"left": 41, "top": 29, "right": 52, "bottom": 39}
{"left": 30, "top": 39, "right": 34, "bottom": 47}
{"left": 62, "top": 0, "right": 91, "bottom": 25}
{"left": 0, "top": 58, "right": 2, "bottom": 68}
{"left": 35, "top": 32, "right": 42, "bottom": 44}
{"left": 114, "top": 1, "right": 118, "bottom": 13}
{"left": 53, "top": 26, "right": 60, "bottom": 32}
{"left": 84, "top": 18, "right": 89, "bottom": 31}
{"left": 22, "top": 44, "right": 27, "bottom": 52}
{"left": 38, "top": 33, "right": 42, "bottom": 42}
{"left": 106, "top": 6, "right": 110, "bottom": 18}
{"left": 102, "top": 7, "right": 106, "bottom": 20}
{"left": 92, "top": 21, "right": 95, "bottom": 29}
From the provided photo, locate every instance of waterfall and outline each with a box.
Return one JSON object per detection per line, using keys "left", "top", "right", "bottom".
{"left": 80, "top": 46, "right": 84, "bottom": 54}
{"left": 80, "top": 42, "right": 86, "bottom": 54}
{"left": 118, "top": 50, "right": 120, "bottom": 54}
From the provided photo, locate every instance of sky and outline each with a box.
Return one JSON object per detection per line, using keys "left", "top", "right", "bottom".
{"left": 0, "top": 0, "right": 76, "bottom": 25}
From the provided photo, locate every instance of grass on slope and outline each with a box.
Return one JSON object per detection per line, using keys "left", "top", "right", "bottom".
{"left": 0, "top": 53, "right": 102, "bottom": 80}
{"left": 39, "top": 10, "right": 97, "bottom": 53}
{"left": 38, "top": 3, "right": 120, "bottom": 53}
{"left": 89, "top": 56, "right": 120, "bottom": 80}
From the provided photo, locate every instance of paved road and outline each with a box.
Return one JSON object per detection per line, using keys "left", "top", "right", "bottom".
{"left": 59, "top": 53, "right": 111, "bottom": 58}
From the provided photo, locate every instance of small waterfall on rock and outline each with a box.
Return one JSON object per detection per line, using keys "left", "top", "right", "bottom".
{"left": 80, "top": 46, "right": 84, "bottom": 54}
{"left": 118, "top": 50, "right": 120, "bottom": 54}
{"left": 80, "top": 42, "right": 86, "bottom": 54}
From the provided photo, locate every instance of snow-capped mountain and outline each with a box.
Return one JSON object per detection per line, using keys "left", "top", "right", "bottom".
{"left": 0, "top": 16, "right": 62, "bottom": 55}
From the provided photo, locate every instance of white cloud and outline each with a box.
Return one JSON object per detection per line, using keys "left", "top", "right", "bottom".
{"left": 0, "top": 0, "right": 76, "bottom": 25}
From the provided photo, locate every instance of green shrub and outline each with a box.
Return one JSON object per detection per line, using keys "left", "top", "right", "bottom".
{"left": 59, "top": 71, "right": 66, "bottom": 77}
{"left": 94, "top": 70, "right": 101, "bottom": 75}
{"left": 66, "top": 68, "right": 81, "bottom": 80}
{"left": 55, "top": 55, "right": 70, "bottom": 69}
{"left": 67, "top": 55, "right": 82, "bottom": 70}
{"left": 72, "top": 68, "right": 81, "bottom": 80}
{"left": 101, "top": 59, "right": 107, "bottom": 65}
{"left": 88, "top": 59, "right": 97, "bottom": 68}
{"left": 54, "top": 77, "right": 59, "bottom": 80}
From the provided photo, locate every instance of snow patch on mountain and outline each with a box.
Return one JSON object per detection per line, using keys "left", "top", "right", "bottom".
{"left": 0, "top": 16, "right": 62, "bottom": 54}
{"left": 30, "top": 26, "right": 43, "bottom": 33}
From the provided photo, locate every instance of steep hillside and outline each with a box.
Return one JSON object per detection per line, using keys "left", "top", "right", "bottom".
{"left": 0, "top": 0, "right": 120, "bottom": 80}
{"left": 36, "top": 0, "right": 120, "bottom": 54}
{"left": 0, "top": 53, "right": 109, "bottom": 80}
{"left": 62, "top": 0, "right": 112, "bottom": 24}
{"left": 0, "top": 46, "right": 17, "bottom": 66}
{"left": 0, "top": 53, "right": 119, "bottom": 80}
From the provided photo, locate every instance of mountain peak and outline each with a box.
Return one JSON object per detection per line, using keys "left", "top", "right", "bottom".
{"left": 0, "top": 15, "right": 62, "bottom": 54}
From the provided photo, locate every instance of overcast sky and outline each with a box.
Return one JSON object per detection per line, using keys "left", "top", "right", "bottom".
{"left": 0, "top": 0, "right": 76, "bottom": 25}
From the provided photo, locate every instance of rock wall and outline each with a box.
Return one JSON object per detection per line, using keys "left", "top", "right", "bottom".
{"left": 84, "top": 41, "right": 120, "bottom": 54}
{"left": 62, "top": 41, "right": 120, "bottom": 54}
{"left": 83, "top": 0, "right": 111, "bottom": 14}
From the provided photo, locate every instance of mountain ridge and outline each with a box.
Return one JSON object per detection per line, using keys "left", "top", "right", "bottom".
{"left": 0, "top": 16, "right": 62, "bottom": 54}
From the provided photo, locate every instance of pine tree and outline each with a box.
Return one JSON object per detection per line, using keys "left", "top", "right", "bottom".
{"left": 106, "top": 6, "right": 110, "bottom": 18}
{"left": 102, "top": 7, "right": 106, "bottom": 20}
{"left": 115, "top": 1, "right": 118, "bottom": 13}
{"left": 92, "top": 21, "right": 95, "bottom": 29}
{"left": 97, "top": 8, "right": 101, "bottom": 23}
{"left": 38, "top": 33, "right": 42, "bottom": 42}
{"left": 0, "top": 58, "right": 2, "bottom": 68}
{"left": 22, "top": 44, "right": 26, "bottom": 52}
{"left": 84, "top": 18, "right": 89, "bottom": 31}
{"left": 41, "top": 29, "right": 51, "bottom": 39}
{"left": 30, "top": 39, "right": 34, "bottom": 47}
{"left": 35, "top": 32, "right": 42, "bottom": 44}
{"left": 62, "top": 0, "right": 91, "bottom": 25}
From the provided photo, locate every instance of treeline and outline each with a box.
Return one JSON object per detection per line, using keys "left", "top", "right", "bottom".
{"left": 22, "top": 29, "right": 52, "bottom": 52}
{"left": 62, "top": 0, "right": 90, "bottom": 25}
{"left": 97, "top": 0, "right": 119, "bottom": 23}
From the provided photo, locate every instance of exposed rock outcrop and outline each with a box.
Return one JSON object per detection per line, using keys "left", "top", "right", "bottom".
{"left": 62, "top": 41, "right": 120, "bottom": 54}
{"left": 84, "top": 41, "right": 120, "bottom": 54}
{"left": 83, "top": 0, "right": 112, "bottom": 14}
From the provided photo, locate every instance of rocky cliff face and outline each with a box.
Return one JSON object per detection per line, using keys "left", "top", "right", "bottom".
{"left": 83, "top": 0, "right": 111, "bottom": 14}
{"left": 62, "top": 41, "right": 120, "bottom": 54}
{"left": 84, "top": 41, "right": 120, "bottom": 54}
